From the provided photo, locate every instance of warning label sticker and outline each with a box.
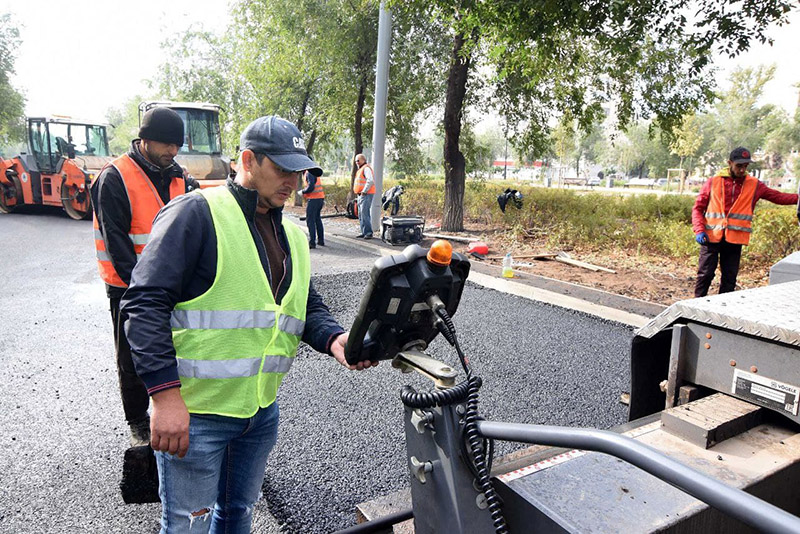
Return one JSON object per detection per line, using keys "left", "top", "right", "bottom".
{"left": 732, "top": 370, "right": 800, "bottom": 416}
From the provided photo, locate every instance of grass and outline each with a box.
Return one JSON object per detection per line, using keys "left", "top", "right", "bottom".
{"left": 317, "top": 176, "right": 800, "bottom": 271}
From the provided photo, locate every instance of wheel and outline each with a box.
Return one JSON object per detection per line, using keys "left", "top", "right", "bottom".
{"left": 0, "top": 175, "right": 22, "bottom": 214}
{"left": 61, "top": 181, "right": 91, "bottom": 220}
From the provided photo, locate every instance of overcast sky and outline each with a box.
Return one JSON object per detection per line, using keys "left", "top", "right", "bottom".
{"left": 3, "top": 1, "right": 799, "bottom": 124}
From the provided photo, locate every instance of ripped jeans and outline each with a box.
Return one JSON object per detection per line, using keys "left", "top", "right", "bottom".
{"left": 155, "top": 402, "right": 279, "bottom": 534}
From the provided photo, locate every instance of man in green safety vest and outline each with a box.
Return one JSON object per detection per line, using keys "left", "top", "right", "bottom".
{"left": 121, "top": 115, "right": 377, "bottom": 533}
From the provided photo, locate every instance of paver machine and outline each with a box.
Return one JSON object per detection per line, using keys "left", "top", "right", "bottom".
{"left": 339, "top": 241, "right": 800, "bottom": 534}
{"left": 0, "top": 116, "right": 112, "bottom": 219}
{"left": 139, "top": 101, "right": 232, "bottom": 187}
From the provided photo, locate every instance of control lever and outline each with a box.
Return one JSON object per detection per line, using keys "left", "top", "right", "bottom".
{"left": 393, "top": 349, "right": 458, "bottom": 389}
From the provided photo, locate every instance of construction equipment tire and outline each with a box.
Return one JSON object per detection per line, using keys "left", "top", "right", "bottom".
{"left": 0, "top": 175, "right": 22, "bottom": 214}
{"left": 61, "top": 180, "right": 91, "bottom": 220}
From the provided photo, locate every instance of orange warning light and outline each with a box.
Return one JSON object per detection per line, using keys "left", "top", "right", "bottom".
{"left": 427, "top": 240, "right": 452, "bottom": 266}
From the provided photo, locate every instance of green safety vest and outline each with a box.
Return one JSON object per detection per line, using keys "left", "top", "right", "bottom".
{"left": 170, "top": 186, "right": 311, "bottom": 418}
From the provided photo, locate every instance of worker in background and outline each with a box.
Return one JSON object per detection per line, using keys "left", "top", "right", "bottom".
{"left": 120, "top": 115, "right": 377, "bottom": 532}
{"left": 90, "top": 107, "right": 199, "bottom": 447}
{"left": 302, "top": 169, "right": 325, "bottom": 248}
{"left": 692, "top": 146, "right": 798, "bottom": 297}
{"left": 353, "top": 153, "right": 375, "bottom": 239}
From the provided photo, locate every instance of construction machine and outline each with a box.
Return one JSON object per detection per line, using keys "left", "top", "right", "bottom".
{"left": 337, "top": 242, "right": 800, "bottom": 534}
{"left": 139, "top": 101, "right": 231, "bottom": 187}
{"left": 0, "top": 116, "right": 112, "bottom": 219}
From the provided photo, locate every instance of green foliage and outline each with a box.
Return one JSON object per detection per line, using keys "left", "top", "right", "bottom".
{"left": 0, "top": 13, "right": 26, "bottom": 148}
{"left": 745, "top": 205, "right": 800, "bottom": 261}
{"left": 106, "top": 96, "right": 147, "bottom": 155}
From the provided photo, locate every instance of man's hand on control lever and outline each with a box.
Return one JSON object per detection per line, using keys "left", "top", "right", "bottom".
{"left": 331, "top": 332, "right": 377, "bottom": 370}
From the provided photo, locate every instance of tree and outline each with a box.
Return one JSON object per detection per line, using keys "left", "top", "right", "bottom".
{"left": 106, "top": 96, "right": 148, "bottom": 156}
{"left": 670, "top": 113, "right": 705, "bottom": 192}
{"left": 707, "top": 65, "right": 780, "bottom": 163}
{"left": 0, "top": 13, "right": 26, "bottom": 151}
{"left": 393, "top": 0, "right": 793, "bottom": 231}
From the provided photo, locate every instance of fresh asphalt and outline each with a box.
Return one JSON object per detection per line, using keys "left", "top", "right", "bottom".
{"left": 0, "top": 207, "right": 642, "bottom": 533}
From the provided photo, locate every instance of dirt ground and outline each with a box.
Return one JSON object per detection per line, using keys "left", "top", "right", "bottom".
{"left": 288, "top": 205, "right": 773, "bottom": 308}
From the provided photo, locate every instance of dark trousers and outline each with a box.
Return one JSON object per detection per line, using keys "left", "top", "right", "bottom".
{"left": 306, "top": 198, "right": 325, "bottom": 246}
{"left": 694, "top": 240, "right": 743, "bottom": 297}
{"left": 110, "top": 297, "right": 150, "bottom": 423}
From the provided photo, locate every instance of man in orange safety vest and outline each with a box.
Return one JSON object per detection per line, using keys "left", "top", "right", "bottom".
{"left": 692, "top": 146, "right": 798, "bottom": 297}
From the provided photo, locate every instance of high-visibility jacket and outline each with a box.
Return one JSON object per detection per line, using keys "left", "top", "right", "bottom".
{"left": 93, "top": 154, "right": 185, "bottom": 287}
{"left": 704, "top": 174, "right": 757, "bottom": 245}
{"left": 354, "top": 163, "right": 375, "bottom": 194}
{"left": 170, "top": 186, "right": 311, "bottom": 418}
{"left": 303, "top": 175, "right": 325, "bottom": 199}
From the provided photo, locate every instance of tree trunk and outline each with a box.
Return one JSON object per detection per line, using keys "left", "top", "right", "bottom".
{"left": 442, "top": 31, "right": 473, "bottom": 232}
{"left": 348, "top": 78, "right": 368, "bottom": 204}
{"left": 294, "top": 88, "right": 313, "bottom": 206}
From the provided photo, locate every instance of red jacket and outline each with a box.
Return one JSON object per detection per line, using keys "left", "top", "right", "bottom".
{"left": 692, "top": 171, "right": 798, "bottom": 235}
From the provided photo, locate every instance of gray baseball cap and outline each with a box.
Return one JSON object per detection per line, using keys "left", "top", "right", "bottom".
{"left": 240, "top": 116, "right": 322, "bottom": 177}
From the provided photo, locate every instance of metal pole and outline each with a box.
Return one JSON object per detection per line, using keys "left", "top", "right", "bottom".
{"left": 503, "top": 129, "right": 508, "bottom": 181}
{"left": 477, "top": 421, "right": 800, "bottom": 534}
{"left": 370, "top": 2, "right": 392, "bottom": 234}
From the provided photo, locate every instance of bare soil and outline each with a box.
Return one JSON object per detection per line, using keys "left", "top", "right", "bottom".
{"left": 288, "top": 205, "right": 773, "bottom": 308}
{"left": 456, "top": 225, "right": 773, "bottom": 307}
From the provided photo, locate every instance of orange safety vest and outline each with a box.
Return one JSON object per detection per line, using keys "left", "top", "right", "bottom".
{"left": 302, "top": 175, "right": 325, "bottom": 199}
{"left": 703, "top": 174, "right": 757, "bottom": 245}
{"left": 93, "top": 154, "right": 186, "bottom": 287}
{"left": 354, "top": 163, "right": 375, "bottom": 195}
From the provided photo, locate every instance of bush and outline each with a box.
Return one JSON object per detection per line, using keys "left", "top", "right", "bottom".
{"left": 744, "top": 205, "right": 800, "bottom": 262}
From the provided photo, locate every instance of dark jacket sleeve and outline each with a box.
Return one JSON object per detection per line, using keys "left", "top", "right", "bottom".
{"left": 121, "top": 193, "right": 212, "bottom": 395}
{"left": 185, "top": 174, "right": 201, "bottom": 192}
{"left": 302, "top": 280, "right": 346, "bottom": 355}
{"left": 90, "top": 166, "right": 136, "bottom": 285}
{"left": 301, "top": 173, "right": 316, "bottom": 195}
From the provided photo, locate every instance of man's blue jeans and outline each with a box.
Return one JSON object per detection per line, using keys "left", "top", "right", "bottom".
{"left": 155, "top": 402, "right": 279, "bottom": 534}
{"left": 357, "top": 193, "right": 374, "bottom": 236}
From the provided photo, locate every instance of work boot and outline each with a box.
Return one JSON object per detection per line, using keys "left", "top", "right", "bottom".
{"left": 318, "top": 240, "right": 325, "bottom": 246}
{"left": 129, "top": 416, "right": 151, "bottom": 448}
{"left": 309, "top": 242, "right": 316, "bottom": 249}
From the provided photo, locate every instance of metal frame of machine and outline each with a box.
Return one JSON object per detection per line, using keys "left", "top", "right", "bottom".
{"left": 338, "top": 247, "right": 800, "bottom": 534}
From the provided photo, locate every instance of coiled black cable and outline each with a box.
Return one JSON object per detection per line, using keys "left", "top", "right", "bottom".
{"left": 398, "top": 305, "right": 508, "bottom": 534}
{"left": 399, "top": 379, "right": 473, "bottom": 408}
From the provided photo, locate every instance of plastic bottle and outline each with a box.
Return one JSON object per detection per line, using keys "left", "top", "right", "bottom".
{"left": 502, "top": 253, "right": 514, "bottom": 278}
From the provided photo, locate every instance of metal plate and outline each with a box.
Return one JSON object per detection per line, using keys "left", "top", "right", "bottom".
{"left": 636, "top": 280, "right": 800, "bottom": 348}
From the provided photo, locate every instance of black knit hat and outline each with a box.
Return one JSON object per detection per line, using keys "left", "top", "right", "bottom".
{"left": 139, "top": 107, "right": 184, "bottom": 147}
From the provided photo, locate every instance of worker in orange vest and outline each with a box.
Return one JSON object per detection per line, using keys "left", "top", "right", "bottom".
{"left": 90, "top": 107, "right": 199, "bottom": 446}
{"left": 692, "top": 146, "right": 798, "bottom": 297}
{"left": 302, "top": 169, "right": 325, "bottom": 248}
{"left": 353, "top": 153, "right": 375, "bottom": 239}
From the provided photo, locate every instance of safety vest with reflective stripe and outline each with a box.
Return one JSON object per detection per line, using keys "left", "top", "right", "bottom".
{"left": 704, "top": 174, "right": 757, "bottom": 245}
{"left": 354, "top": 163, "right": 375, "bottom": 194}
{"left": 93, "top": 154, "right": 186, "bottom": 287}
{"left": 170, "top": 186, "right": 311, "bottom": 418}
{"left": 302, "top": 175, "right": 325, "bottom": 199}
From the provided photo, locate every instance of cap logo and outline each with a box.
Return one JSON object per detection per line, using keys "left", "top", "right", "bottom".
{"left": 742, "top": 150, "right": 749, "bottom": 158}
{"left": 293, "top": 137, "right": 305, "bottom": 150}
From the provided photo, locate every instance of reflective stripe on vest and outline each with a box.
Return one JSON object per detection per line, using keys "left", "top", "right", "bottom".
{"left": 703, "top": 174, "right": 757, "bottom": 245}
{"left": 354, "top": 163, "right": 375, "bottom": 194}
{"left": 303, "top": 177, "right": 324, "bottom": 199}
{"left": 93, "top": 154, "right": 186, "bottom": 287}
{"left": 171, "top": 186, "right": 311, "bottom": 418}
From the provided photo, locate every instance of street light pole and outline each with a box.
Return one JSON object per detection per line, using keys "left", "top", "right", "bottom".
{"left": 370, "top": 1, "right": 392, "bottom": 235}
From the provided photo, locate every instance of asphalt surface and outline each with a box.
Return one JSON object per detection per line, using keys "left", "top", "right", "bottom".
{"left": 0, "top": 206, "right": 636, "bottom": 533}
